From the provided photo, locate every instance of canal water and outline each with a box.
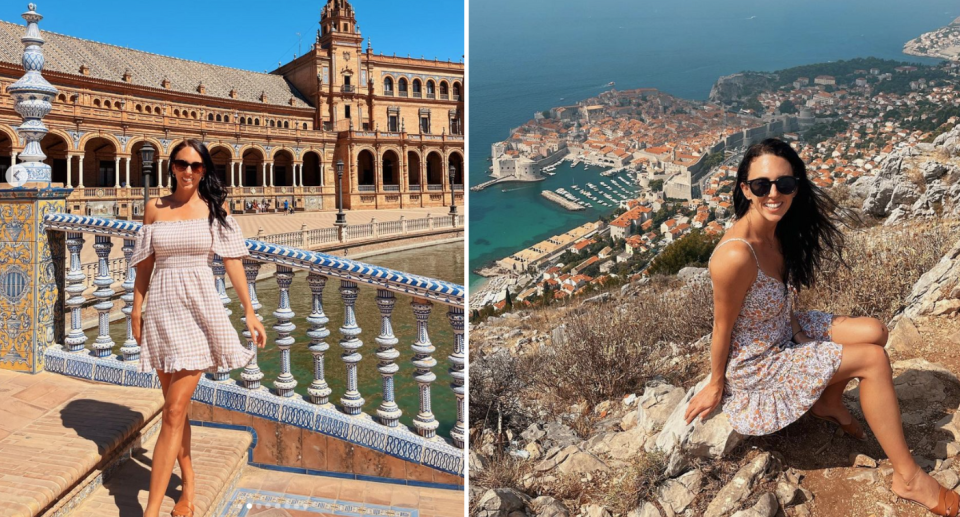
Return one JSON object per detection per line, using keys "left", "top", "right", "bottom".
{"left": 87, "top": 242, "right": 464, "bottom": 438}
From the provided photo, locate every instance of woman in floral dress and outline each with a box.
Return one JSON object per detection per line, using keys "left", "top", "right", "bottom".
{"left": 684, "top": 138, "right": 957, "bottom": 516}
{"left": 131, "top": 140, "right": 268, "bottom": 517}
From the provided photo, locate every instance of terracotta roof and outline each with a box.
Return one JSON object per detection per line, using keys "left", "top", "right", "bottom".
{"left": 0, "top": 20, "right": 311, "bottom": 107}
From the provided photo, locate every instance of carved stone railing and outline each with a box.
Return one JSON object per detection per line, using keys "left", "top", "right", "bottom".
{"left": 42, "top": 213, "right": 466, "bottom": 475}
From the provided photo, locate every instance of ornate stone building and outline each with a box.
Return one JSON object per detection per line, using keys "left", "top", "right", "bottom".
{"left": 0, "top": 0, "right": 464, "bottom": 217}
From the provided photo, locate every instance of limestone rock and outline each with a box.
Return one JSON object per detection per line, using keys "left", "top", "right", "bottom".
{"left": 626, "top": 503, "right": 661, "bottom": 517}
{"left": 851, "top": 453, "right": 878, "bottom": 468}
{"left": 936, "top": 409, "right": 960, "bottom": 442}
{"left": 935, "top": 440, "right": 960, "bottom": 459}
{"left": 933, "top": 469, "right": 960, "bottom": 490}
{"left": 775, "top": 481, "right": 800, "bottom": 507}
{"left": 846, "top": 469, "right": 880, "bottom": 484}
{"left": 704, "top": 452, "right": 773, "bottom": 517}
{"left": 903, "top": 238, "right": 960, "bottom": 319}
{"left": 521, "top": 423, "right": 547, "bottom": 444}
{"left": 542, "top": 421, "right": 580, "bottom": 449}
{"left": 657, "top": 469, "right": 702, "bottom": 515}
{"left": 525, "top": 442, "right": 543, "bottom": 460}
{"left": 637, "top": 383, "right": 687, "bottom": 436}
{"left": 621, "top": 409, "right": 639, "bottom": 431}
{"left": 653, "top": 376, "right": 743, "bottom": 477}
{"left": 471, "top": 450, "right": 489, "bottom": 473}
{"left": 534, "top": 445, "right": 610, "bottom": 476}
{"left": 887, "top": 316, "right": 922, "bottom": 353}
{"left": 587, "top": 426, "right": 647, "bottom": 459}
{"left": 531, "top": 496, "right": 570, "bottom": 517}
{"left": 582, "top": 504, "right": 611, "bottom": 517}
{"left": 476, "top": 488, "right": 531, "bottom": 517}
{"left": 677, "top": 267, "right": 709, "bottom": 285}
{"left": 730, "top": 493, "right": 779, "bottom": 517}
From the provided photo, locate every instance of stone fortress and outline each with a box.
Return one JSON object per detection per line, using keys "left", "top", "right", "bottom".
{"left": 0, "top": 0, "right": 464, "bottom": 217}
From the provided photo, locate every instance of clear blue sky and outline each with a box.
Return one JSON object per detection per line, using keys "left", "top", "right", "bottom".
{"left": 2, "top": 1, "right": 464, "bottom": 72}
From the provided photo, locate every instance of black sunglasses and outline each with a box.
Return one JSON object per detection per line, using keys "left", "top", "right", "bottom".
{"left": 171, "top": 159, "right": 205, "bottom": 173}
{"left": 744, "top": 176, "right": 798, "bottom": 197}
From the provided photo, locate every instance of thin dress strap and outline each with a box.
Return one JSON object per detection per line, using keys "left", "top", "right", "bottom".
{"left": 709, "top": 238, "right": 761, "bottom": 268}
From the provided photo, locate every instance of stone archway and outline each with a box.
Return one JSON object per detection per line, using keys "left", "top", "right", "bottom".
{"left": 241, "top": 148, "right": 265, "bottom": 187}
{"left": 407, "top": 151, "right": 421, "bottom": 188}
{"left": 273, "top": 149, "right": 294, "bottom": 187}
{"left": 0, "top": 129, "right": 13, "bottom": 178}
{"left": 82, "top": 137, "right": 118, "bottom": 188}
{"left": 381, "top": 149, "right": 400, "bottom": 188}
{"left": 357, "top": 149, "right": 375, "bottom": 189}
{"left": 448, "top": 152, "right": 463, "bottom": 185}
{"left": 426, "top": 151, "right": 443, "bottom": 186}
{"left": 209, "top": 146, "right": 232, "bottom": 187}
{"left": 302, "top": 151, "right": 322, "bottom": 186}
{"left": 40, "top": 132, "right": 69, "bottom": 186}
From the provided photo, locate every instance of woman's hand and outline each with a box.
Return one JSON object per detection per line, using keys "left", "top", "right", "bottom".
{"left": 684, "top": 380, "right": 724, "bottom": 425}
{"left": 246, "top": 311, "right": 268, "bottom": 348}
{"left": 131, "top": 312, "right": 143, "bottom": 344}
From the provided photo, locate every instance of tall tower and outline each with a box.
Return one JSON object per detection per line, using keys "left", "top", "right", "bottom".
{"left": 316, "top": 0, "right": 364, "bottom": 131}
{"left": 318, "top": 0, "right": 363, "bottom": 49}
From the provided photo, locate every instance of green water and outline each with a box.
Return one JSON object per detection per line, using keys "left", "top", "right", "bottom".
{"left": 87, "top": 242, "right": 464, "bottom": 437}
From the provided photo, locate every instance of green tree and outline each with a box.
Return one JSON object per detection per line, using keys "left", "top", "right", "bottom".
{"left": 504, "top": 288, "right": 513, "bottom": 308}
{"left": 743, "top": 95, "right": 763, "bottom": 114}
{"left": 647, "top": 230, "right": 721, "bottom": 276}
{"left": 541, "top": 110, "right": 551, "bottom": 119}
{"left": 778, "top": 99, "right": 798, "bottom": 114}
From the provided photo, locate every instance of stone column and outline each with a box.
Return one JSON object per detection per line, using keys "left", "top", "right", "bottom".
{"left": 113, "top": 157, "right": 120, "bottom": 188}
{"left": 157, "top": 158, "right": 165, "bottom": 188}
{"left": 237, "top": 162, "right": 244, "bottom": 187}
{"left": 230, "top": 162, "right": 235, "bottom": 187}
{"left": 269, "top": 162, "right": 275, "bottom": 187}
{"left": 65, "top": 154, "right": 72, "bottom": 188}
{"left": 77, "top": 156, "right": 84, "bottom": 188}
{"left": 261, "top": 162, "right": 267, "bottom": 187}
{"left": 124, "top": 157, "right": 131, "bottom": 188}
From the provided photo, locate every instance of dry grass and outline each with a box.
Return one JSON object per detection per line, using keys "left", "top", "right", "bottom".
{"left": 798, "top": 220, "right": 959, "bottom": 322}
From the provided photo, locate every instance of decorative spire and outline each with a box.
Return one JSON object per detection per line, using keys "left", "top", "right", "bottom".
{"left": 6, "top": 3, "right": 58, "bottom": 186}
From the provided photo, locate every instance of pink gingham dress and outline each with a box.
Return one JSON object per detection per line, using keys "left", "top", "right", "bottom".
{"left": 709, "top": 238, "right": 843, "bottom": 436}
{"left": 130, "top": 215, "right": 256, "bottom": 373}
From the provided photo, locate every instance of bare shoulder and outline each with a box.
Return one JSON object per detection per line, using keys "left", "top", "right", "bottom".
{"left": 709, "top": 239, "right": 758, "bottom": 289}
{"left": 142, "top": 197, "right": 164, "bottom": 225}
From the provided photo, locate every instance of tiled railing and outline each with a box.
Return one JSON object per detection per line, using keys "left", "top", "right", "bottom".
{"left": 43, "top": 214, "right": 466, "bottom": 466}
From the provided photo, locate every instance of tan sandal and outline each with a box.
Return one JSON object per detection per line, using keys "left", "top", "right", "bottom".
{"left": 171, "top": 501, "right": 194, "bottom": 517}
{"left": 895, "top": 466, "right": 960, "bottom": 517}
{"left": 810, "top": 409, "right": 867, "bottom": 441}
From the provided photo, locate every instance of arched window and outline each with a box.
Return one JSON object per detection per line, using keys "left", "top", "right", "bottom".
{"left": 103, "top": 100, "right": 111, "bottom": 109}
{"left": 224, "top": 115, "right": 230, "bottom": 123}
{"left": 191, "top": 111, "right": 198, "bottom": 119}
{"left": 398, "top": 78, "right": 408, "bottom": 93}
{"left": 135, "top": 104, "right": 143, "bottom": 112}
{"left": 269, "top": 120, "right": 275, "bottom": 127}
{"left": 154, "top": 106, "right": 162, "bottom": 115}
{"left": 413, "top": 79, "right": 422, "bottom": 97}
{"left": 453, "top": 82, "right": 462, "bottom": 99}
{"left": 384, "top": 77, "right": 394, "bottom": 94}
{"left": 216, "top": 114, "right": 222, "bottom": 122}
{"left": 173, "top": 109, "right": 180, "bottom": 117}
{"left": 254, "top": 118, "right": 260, "bottom": 126}
{"left": 303, "top": 122, "right": 308, "bottom": 130}
{"left": 426, "top": 80, "right": 435, "bottom": 97}
{"left": 208, "top": 113, "right": 214, "bottom": 121}
{"left": 284, "top": 121, "right": 289, "bottom": 129}
{"left": 440, "top": 81, "right": 449, "bottom": 97}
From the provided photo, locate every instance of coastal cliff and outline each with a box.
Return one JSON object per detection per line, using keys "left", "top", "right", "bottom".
{"left": 470, "top": 127, "right": 960, "bottom": 517}
{"left": 708, "top": 72, "right": 777, "bottom": 105}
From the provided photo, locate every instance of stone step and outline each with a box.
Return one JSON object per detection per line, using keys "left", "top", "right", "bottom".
{"left": 0, "top": 370, "right": 164, "bottom": 517}
{"left": 65, "top": 424, "right": 252, "bottom": 517}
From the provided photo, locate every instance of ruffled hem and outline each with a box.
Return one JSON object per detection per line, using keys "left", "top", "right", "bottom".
{"left": 137, "top": 344, "right": 256, "bottom": 374}
{"left": 722, "top": 340, "right": 842, "bottom": 436}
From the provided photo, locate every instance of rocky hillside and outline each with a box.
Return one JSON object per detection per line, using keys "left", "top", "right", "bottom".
{"left": 708, "top": 72, "right": 777, "bottom": 105}
{"left": 470, "top": 128, "right": 960, "bottom": 517}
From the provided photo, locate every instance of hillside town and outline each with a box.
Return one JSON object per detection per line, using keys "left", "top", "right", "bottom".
{"left": 471, "top": 58, "right": 960, "bottom": 316}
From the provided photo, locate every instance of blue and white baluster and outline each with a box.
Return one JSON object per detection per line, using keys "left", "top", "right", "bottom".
{"left": 272, "top": 266, "right": 297, "bottom": 397}
{"left": 64, "top": 232, "right": 87, "bottom": 353}
{"left": 338, "top": 280, "right": 364, "bottom": 415}
{"left": 447, "top": 306, "right": 465, "bottom": 447}
{"left": 411, "top": 298, "right": 439, "bottom": 439}
{"left": 91, "top": 235, "right": 115, "bottom": 358}
{"left": 240, "top": 259, "right": 264, "bottom": 389}
{"left": 306, "top": 273, "right": 333, "bottom": 405}
{"left": 210, "top": 253, "right": 231, "bottom": 381}
{"left": 119, "top": 238, "right": 139, "bottom": 361}
{"left": 375, "top": 289, "right": 402, "bottom": 427}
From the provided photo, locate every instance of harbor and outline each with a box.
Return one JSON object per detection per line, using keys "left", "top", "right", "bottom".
{"left": 542, "top": 190, "right": 585, "bottom": 211}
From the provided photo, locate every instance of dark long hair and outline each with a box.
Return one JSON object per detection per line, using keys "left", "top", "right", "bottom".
{"left": 168, "top": 139, "right": 228, "bottom": 227}
{"left": 733, "top": 138, "right": 848, "bottom": 290}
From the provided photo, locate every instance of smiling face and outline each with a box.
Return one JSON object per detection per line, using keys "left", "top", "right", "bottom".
{"left": 172, "top": 146, "right": 204, "bottom": 191}
{"left": 739, "top": 154, "right": 797, "bottom": 223}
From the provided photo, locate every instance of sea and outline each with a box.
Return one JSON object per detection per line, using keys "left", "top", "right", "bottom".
{"left": 468, "top": 0, "right": 959, "bottom": 291}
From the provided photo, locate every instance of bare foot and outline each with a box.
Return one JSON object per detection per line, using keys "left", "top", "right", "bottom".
{"left": 891, "top": 467, "right": 942, "bottom": 510}
{"left": 810, "top": 399, "right": 855, "bottom": 426}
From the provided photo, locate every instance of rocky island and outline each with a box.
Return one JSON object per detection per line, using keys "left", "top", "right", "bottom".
{"left": 904, "top": 16, "right": 960, "bottom": 61}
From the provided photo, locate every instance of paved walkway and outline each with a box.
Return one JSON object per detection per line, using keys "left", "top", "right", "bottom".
{"left": 0, "top": 369, "right": 163, "bottom": 517}
{"left": 224, "top": 466, "right": 464, "bottom": 517}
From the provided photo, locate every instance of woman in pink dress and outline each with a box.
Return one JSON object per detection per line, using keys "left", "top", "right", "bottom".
{"left": 684, "top": 139, "right": 957, "bottom": 515}
{"left": 130, "top": 139, "right": 267, "bottom": 517}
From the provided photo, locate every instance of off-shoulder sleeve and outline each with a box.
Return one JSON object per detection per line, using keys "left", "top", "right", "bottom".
{"left": 211, "top": 215, "right": 249, "bottom": 259}
{"left": 129, "top": 225, "right": 155, "bottom": 267}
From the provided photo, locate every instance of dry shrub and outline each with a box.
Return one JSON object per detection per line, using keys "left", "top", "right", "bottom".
{"left": 906, "top": 165, "right": 928, "bottom": 192}
{"left": 471, "top": 452, "right": 530, "bottom": 494}
{"left": 531, "top": 277, "right": 713, "bottom": 407}
{"left": 469, "top": 351, "right": 537, "bottom": 436}
{"left": 799, "top": 221, "right": 958, "bottom": 322}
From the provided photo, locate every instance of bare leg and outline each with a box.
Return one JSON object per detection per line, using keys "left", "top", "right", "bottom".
{"left": 811, "top": 316, "right": 889, "bottom": 424}
{"left": 144, "top": 370, "right": 203, "bottom": 517}
{"left": 156, "top": 372, "right": 196, "bottom": 507}
{"left": 829, "top": 342, "right": 941, "bottom": 508}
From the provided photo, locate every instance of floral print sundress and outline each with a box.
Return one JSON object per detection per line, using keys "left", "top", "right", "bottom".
{"left": 709, "top": 238, "right": 843, "bottom": 436}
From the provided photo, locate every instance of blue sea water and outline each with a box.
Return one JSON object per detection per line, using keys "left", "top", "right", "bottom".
{"left": 468, "top": 0, "right": 959, "bottom": 290}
